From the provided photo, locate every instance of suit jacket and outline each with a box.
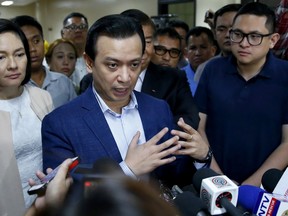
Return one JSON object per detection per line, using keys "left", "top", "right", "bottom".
{"left": 0, "top": 85, "right": 53, "bottom": 216}
{"left": 42, "top": 87, "right": 196, "bottom": 187}
{"left": 142, "top": 62, "right": 199, "bottom": 129}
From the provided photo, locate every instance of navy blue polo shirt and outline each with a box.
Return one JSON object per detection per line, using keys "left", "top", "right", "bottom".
{"left": 195, "top": 52, "right": 288, "bottom": 183}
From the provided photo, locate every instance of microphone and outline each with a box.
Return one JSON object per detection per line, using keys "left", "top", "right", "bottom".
{"left": 172, "top": 185, "right": 211, "bottom": 216}
{"left": 262, "top": 167, "right": 288, "bottom": 197}
{"left": 238, "top": 184, "right": 288, "bottom": 215}
{"left": 261, "top": 168, "right": 284, "bottom": 193}
{"left": 192, "top": 168, "right": 242, "bottom": 216}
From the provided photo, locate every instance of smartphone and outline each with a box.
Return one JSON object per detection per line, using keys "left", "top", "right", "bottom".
{"left": 27, "top": 156, "right": 79, "bottom": 195}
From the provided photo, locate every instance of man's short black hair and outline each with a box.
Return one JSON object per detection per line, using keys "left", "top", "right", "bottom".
{"left": 186, "top": 26, "right": 215, "bottom": 45}
{"left": 85, "top": 14, "right": 145, "bottom": 61}
{"left": 214, "top": 4, "right": 242, "bottom": 27}
{"left": 63, "top": 12, "right": 88, "bottom": 26}
{"left": 154, "top": 27, "right": 182, "bottom": 47}
{"left": 233, "top": 2, "right": 276, "bottom": 33}
{"left": 121, "top": 9, "right": 156, "bottom": 32}
{"left": 11, "top": 15, "right": 43, "bottom": 38}
{"left": 168, "top": 19, "right": 189, "bottom": 33}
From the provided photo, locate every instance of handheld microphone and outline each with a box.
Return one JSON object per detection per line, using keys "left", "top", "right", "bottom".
{"left": 172, "top": 185, "right": 211, "bottom": 216}
{"left": 174, "top": 191, "right": 211, "bottom": 216}
{"left": 261, "top": 168, "right": 284, "bottom": 193}
{"left": 238, "top": 184, "right": 288, "bottom": 216}
{"left": 262, "top": 167, "right": 288, "bottom": 197}
{"left": 192, "top": 168, "right": 242, "bottom": 216}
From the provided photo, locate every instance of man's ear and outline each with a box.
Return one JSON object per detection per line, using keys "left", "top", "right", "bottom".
{"left": 269, "top": 33, "right": 280, "bottom": 49}
{"left": 83, "top": 52, "right": 94, "bottom": 73}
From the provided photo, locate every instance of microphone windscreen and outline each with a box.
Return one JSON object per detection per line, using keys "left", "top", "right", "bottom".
{"left": 238, "top": 185, "right": 265, "bottom": 211}
{"left": 173, "top": 191, "right": 209, "bottom": 216}
{"left": 261, "top": 168, "right": 284, "bottom": 193}
{"left": 192, "top": 168, "right": 219, "bottom": 193}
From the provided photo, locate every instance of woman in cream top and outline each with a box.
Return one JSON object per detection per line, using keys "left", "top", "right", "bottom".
{"left": 0, "top": 19, "right": 53, "bottom": 216}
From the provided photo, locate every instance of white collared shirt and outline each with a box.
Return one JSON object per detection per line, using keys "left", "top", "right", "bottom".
{"left": 92, "top": 86, "right": 146, "bottom": 177}
{"left": 134, "top": 69, "right": 146, "bottom": 92}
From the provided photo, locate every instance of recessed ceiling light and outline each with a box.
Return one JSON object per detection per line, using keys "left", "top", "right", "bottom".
{"left": 1, "top": 1, "right": 14, "bottom": 6}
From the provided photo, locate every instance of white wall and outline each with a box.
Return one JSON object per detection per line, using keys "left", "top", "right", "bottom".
{"left": 0, "top": 4, "right": 35, "bottom": 19}
{"left": 195, "top": 0, "right": 241, "bottom": 27}
{"left": 36, "top": 0, "right": 158, "bottom": 42}
{"left": 0, "top": 0, "right": 241, "bottom": 42}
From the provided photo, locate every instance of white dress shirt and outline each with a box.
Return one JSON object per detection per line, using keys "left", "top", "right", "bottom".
{"left": 93, "top": 86, "right": 146, "bottom": 178}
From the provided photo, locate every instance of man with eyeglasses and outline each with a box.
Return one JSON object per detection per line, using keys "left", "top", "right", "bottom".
{"left": 195, "top": 2, "right": 288, "bottom": 186}
{"left": 168, "top": 19, "right": 190, "bottom": 68}
{"left": 61, "top": 12, "right": 89, "bottom": 93}
{"left": 151, "top": 27, "right": 182, "bottom": 68}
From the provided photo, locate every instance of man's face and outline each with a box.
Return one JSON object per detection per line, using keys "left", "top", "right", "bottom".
{"left": 231, "top": 14, "right": 278, "bottom": 67}
{"left": 21, "top": 25, "right": 44, "bottom": 72}
{"left": 62, "top": 17, "right": 88, "bottom": 49}
{"left": 85, "top": 34, "right": 143, "bottom": 110}
{"left": 215, "top": 11, "right": 237, "bottom": 56}
{"left": 186, "top": 33, "right": 216, "bottom": 70}
{"left": 141, "top": 24, "right": 154, "bottom": 71}
{"left": 151, "top": 35, "right": 181, "bottom": 68}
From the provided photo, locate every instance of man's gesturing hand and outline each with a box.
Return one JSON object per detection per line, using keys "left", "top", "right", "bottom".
{"left": 125, "top": 127, "right": 180, "bottom": 176}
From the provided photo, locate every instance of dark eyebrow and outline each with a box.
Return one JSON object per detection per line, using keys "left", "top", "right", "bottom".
{"left": 233, "top": 29, "right": 264, "bottom": 34}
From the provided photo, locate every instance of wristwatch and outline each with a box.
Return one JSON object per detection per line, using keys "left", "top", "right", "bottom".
{"left": 195, "top": 146, "right": 213, "bottom": 163}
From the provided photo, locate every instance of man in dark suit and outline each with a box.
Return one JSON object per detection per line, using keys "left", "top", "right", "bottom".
{"left": 42, "top": 14, "right": 210, "bottom": 188}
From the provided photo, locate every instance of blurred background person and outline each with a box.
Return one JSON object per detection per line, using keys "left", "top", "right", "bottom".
{"left": 194, "top": 3, "right": 242, "bottom": 82}
{"left": 0, "top": 18, "right": 53, "bottom": 216}
{"left": 61, "top": 12, "right": 89, "bottom": 90}
{"left": 168, "top": 19, "right": 189, "bottom": 68}
{"left": 45, "top": 38, "right": 79, "bottom": 93}
{"left": 151, "top": 27, "right": 182, "bottom": 68}
{"left": 182, "top": 26, "right": 217, "bottom": 96}
{"left": 11, "top": 15, "right": 77, "bottom": 108}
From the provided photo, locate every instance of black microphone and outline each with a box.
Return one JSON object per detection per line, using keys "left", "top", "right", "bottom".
{"left": 192, "top": 168, "right": 219, "bottom": 194}
{"left": 192, "top": 168, "right": 244, "bottom": 216}
{"left": 172, "top": 185, "right": 210, "bottom": 216}
{"left": 261, "top": 168, "right": 284, "bottom": 193}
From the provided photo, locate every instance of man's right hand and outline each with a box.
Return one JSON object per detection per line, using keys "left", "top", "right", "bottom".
{"left": 125, "top": 127, "right": 180, "bottom": 176}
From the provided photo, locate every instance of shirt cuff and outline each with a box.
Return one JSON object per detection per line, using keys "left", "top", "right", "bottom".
{"left": 194, "top": 161, "right": 210, "bottom": 169}
{"left": 119, "top": 161, "right": 137, "bottom": 179}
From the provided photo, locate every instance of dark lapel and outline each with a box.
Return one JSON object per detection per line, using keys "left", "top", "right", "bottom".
{"left": 141, "top": 62, "right": 162, "bottom": 96}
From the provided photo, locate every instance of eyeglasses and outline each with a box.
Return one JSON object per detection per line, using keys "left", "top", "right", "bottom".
{"left": 229, "top": 29, "right": 273, "bottom": 46}
{"left": 64, "top": 24, "right": 88, "bottom": 31}
{"left": 154, "top": 45, "right": 181, "bottom": 58}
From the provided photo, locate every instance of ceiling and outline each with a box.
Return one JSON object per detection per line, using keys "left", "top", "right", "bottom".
{"left": 1, "top": 0, "right": 36, "bottom": 6}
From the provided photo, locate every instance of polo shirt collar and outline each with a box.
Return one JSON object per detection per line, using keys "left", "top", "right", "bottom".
{"left": 227, "top": 51, "right": 275, "bottom": 79}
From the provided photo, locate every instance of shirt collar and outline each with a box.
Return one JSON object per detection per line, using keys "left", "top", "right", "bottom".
{"left": 228, "top": 51, "right": 274, "bottom": 79}
{"left": 92, "top": 85, "right": 138, "bottom": 116}
{"left": 139, "top": 69, "right": 146, "bottom": 82}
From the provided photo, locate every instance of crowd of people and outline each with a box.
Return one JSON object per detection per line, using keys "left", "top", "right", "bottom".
{"left": 1, "top": 1, "right": 288, "bottom": 216}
